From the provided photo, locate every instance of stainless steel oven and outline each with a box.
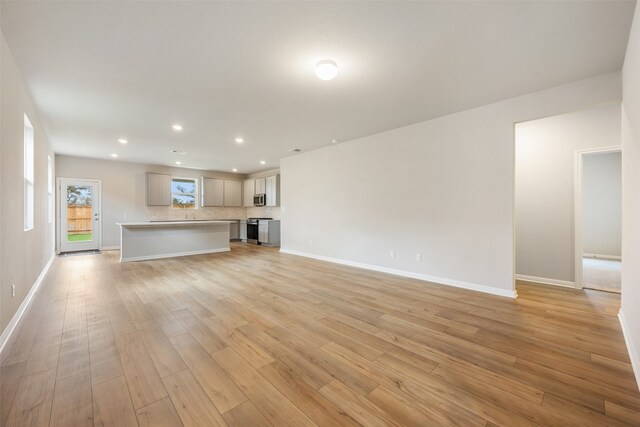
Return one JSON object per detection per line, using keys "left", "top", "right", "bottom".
{"left": 246, "top": 217, "right": 271, "bottom": 244}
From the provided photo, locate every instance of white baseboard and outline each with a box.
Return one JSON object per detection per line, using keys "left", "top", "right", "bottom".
{"left": 0, "top": 253, "right": 56, "bottom": 356}
{"left": 101, "top": 245, "right": 120, "bottom": 251}
{"left": 120, "top": 247, "right": 230, "bottom": 263}
{"left": 583, "top": 253, "right": 622, "bottom": 261}
{"left": 515, "top": 274, "right": 575, "bottom": 288}
{"left": 280, "top": 248, "right": 517, "bottom": 299}
{"left": 618, "top": 310, "right": 640, "bottom": 392}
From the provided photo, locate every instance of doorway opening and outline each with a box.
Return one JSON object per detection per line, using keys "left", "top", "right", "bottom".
{"left": 57, "top": 178, "right": 102, "bottom": 253}
{"left": 514, "top": 103, "right": 622, "bottom": 294}
{"left": 575, "top": 148, "right": 622, "bottom": 293}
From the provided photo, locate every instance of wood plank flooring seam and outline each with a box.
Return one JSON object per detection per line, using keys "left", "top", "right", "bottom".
{"left": 48, "top": 280, "right": 94, "bottom": 426}
{"left": 41, "top": 284, "right": 70, "bottom": 427}
{"left": 2, "top": 246, "right": 638, "bottom": 426}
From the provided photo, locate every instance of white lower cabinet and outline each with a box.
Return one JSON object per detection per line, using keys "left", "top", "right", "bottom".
{"left": 239, "top": 220, "right": 247, "bottom": 240}
{"left": 229, "top": 221, "right": 239, "bottom": 240}
{"left": 258, "top": 224, "right": 269, "bottom": 243}
{"left": 258, "top": 220, "right": 280, "bottom": 246}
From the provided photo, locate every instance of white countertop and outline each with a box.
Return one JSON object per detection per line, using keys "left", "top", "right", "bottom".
{"left": 117, "top": 220, "right": 233, "bottom": 227}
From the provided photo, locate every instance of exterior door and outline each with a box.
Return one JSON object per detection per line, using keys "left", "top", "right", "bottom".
{"left": 59, "top": 178, "right": 101, "bottom": 252}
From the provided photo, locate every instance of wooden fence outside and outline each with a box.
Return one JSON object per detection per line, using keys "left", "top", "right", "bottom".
{"left": 67, "top": 205, "right": 92, "bottom": 234}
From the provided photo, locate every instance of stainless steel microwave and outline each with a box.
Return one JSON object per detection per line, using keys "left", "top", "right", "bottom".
{"left": 253, "top": 193, "right": 265, "bottom": 206}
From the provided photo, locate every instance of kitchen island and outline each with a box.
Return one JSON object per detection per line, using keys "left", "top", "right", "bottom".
{"left": 117, "top": 220, "right": 232, "bottom": 262}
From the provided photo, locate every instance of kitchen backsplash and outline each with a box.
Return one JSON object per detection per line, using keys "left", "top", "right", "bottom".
{"left": 146, "top": 206, "right": 280, "bottom": 221}
{"left": 246, "top": 206, "right": 281, "bottom": 220}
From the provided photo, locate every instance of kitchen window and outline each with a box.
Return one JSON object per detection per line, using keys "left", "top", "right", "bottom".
{"left": 171, "top": 177, "right": 198, "bottom": 209}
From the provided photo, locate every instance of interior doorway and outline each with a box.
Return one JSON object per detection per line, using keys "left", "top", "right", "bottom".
{"left": 575, "top": 148, "right": 622, "bottom": 292}
{"left": 57, "top": 178, "right": 102, "bottom": 253}
{"left": 514, "top": 103, "right": 622, "bottom": 293}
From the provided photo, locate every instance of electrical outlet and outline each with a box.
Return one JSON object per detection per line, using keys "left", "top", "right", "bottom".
{"left": 390, "top": 250, "right": 396, "bottom": 258}
{"left": 12, "top": 284, "right": 15, "bottom": 298}
{"left": 416, "top": 254, "right": 422, "bottom": 262}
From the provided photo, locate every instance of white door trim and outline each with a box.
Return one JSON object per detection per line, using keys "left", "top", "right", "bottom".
{"left": 57, "top": 178, "right": 103, "bottom": 253}
{"left": 574, "top": 146, "right": 621, "bottom": 289}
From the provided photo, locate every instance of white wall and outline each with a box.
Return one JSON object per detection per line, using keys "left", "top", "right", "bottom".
{"left": 56, "top": 156, "right": 248, "bottom": 248}
{"left": 0, "top": 28, "right": 55, "bottom": 334}
{"left": 281, "top": 72, "right": 621, "bottom": 298}
{"left": 1, "top": 2, "right": 4, "bottom": 340}
{"left": 515, "top": 104, "right": 621, "bottom": 284}
{"left": 621, "top": 1, "right": 640, "bottom": 391}
{"left": 582, "top": 151, "right": 621, "bottom": 257}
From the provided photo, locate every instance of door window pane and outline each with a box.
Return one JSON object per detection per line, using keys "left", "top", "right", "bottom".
{"left": 66, "top": 185, "right": 93, "bottom": 242}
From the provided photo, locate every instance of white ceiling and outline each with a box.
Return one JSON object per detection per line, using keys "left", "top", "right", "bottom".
{"left": 1, "top": 1, "right": 635, "bottom": 173}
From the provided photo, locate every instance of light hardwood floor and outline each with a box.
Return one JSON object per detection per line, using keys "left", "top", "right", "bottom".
{"left": 1, "top": 243, "right": 639, "bottom": 426}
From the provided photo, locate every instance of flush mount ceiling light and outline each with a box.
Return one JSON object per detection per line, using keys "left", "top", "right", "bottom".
{"left": 110, "top": 153, "right": 118, "bottom": 158}
{"left": 232, "top": 168, "right": 238, "bottom": 172}
{"left": 172, "top": 124, "right": 183, "bottom": 131}
{"left": 234, "top": 137, "right": 244, "bottom": 144}
{"left": 260, "top": 160, "right": 266, "bottom": 165}
{"left": 315, "top": 59, "right": 338, "bottom": 81}
{"left": 118, "top": 138, "right": 128, "bottom": 144}
{"left": 175, "top": 161, "right": 182, "bottom": 165}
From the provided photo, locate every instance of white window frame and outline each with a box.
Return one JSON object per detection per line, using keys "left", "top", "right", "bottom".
{"left": 47, "top": 155, "right": 54, "bottom": 224}
{"left": 24, "top": 114, "right": 34, "bottom": 231}
{"left": 171, "top": 177, "right": 198, "bottom": 209}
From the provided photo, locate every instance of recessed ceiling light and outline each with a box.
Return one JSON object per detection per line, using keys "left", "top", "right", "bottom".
{"left": 315, "top": 59, "right": 338, "bottom": 81}
{"left": 331, "top": 139, "right": 340, "bottom": 144}
{"left": 290, "top": 148, "right": 301, "bottom": 152}
{"left": 110, "top": 153, "right": 118, "bottom": 158}
{"left": 235, "top": 137, "right": 244, "bottom": 144}
{"left": 232, "top": 168, "right": 238, "bottom": 172}
{"left": 118, "top": 138, "right": 128, "bottom": 144}
{"left": 175, "top": 161, "right": 182, "bottom": 165}
{"left": 170, "top": 150, "right": 188, "bottom": 155}
{"left": 260, "top": 160, "right": 266, "bottom": 165}
{"left": 172, "top": 124, "right": 183, "bottom": 131}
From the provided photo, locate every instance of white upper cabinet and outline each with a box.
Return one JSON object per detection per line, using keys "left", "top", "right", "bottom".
{"left": 255, "top": 177, "right": 266, "bottom": 194}
{"left": 203, "top": 178, "right": 242, "bottom": 207}
{"left": 202, "top": 177, "right": 224, "bottom": 207}
{"left": 223, "top": 180, "right": 242, "bottom": 207}
{"left": 146, "top": 173, "right": 171, "bottom": 206}
{"left": 265, "top": 175, "right": 280, "bottom": 206}
{"left": 243, "top": 179, "right": 255, "bottom": 207}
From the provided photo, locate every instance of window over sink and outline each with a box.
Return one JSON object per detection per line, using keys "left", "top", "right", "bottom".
{"left": 171, "top": 178, "right": 198, "bottom": 209}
